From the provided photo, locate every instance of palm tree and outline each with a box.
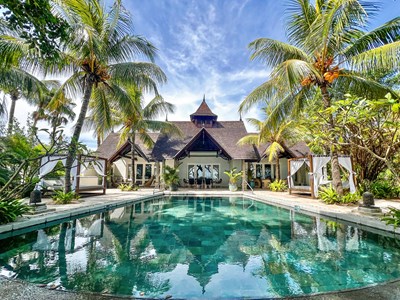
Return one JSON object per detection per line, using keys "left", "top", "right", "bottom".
{"left": 115, "top": 86, "right": 182, "bottom": 186}
{"left": 46, "top": 0, "right": 167, "bottom": 192}
{"left": 0, "top": 21, "right": 46, "bottom": 135}
{"left": 238, "top": 109, "right": 297, "bottom": 181}
{"left": 239, "top": 0, "right": 400, "bottom": 195}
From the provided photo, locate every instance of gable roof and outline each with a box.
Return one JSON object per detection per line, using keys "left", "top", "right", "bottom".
{"left": 151, "top": 120, "right": 258, "bottom": 161}
{"left": 95, "top": 132, "right": 159, "bottom": 162}
{"left": 190, "top": 98, "right": 217, "bottom": 118}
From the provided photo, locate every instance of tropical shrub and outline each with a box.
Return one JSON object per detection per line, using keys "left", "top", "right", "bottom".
{"left": 269, "top": 180, "right": 287, "bottom": 192}
{"left": 224, "top": 168, "right": 243, "bottom": 185}
{"left": 341, "top": 193, "right": 360, "bottom": 204}
{"left": 382, "top": 207, "right": 400, "bottom": 229}
{"left": 163, "top": 165, "right": 181, "bottom": 190}
{"left": 359, "top": 178, "right": 400, "bottom": 199}
{"left": 319, "top": 186, "right": 359, "bottom": 204}
{"left": 118, "top": 183, "right": 138, "bottom": 191}
{"left": 52, "top": 191, "right": 79, "bottom": 204}
{"left": 0, "top": 199, "right": 31, "bottom": 224}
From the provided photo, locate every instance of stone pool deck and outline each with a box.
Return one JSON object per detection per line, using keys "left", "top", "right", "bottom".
{"left": 1, "top": 188, "right": 400, "bottom": 299}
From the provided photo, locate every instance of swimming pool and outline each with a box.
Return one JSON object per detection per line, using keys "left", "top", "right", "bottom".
{"left": 1, "top": 195, "right": 400, "bottom": 299}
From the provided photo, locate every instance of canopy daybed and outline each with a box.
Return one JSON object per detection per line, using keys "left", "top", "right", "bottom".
{"left": 38, "top": 154, "right": 108, "bottom": 195}
{"left": 287, "top": 155, "right": 356, "bottom": 198}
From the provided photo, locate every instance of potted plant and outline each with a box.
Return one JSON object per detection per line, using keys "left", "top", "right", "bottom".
{"left": 224, "top": 168, "right": 243, "bottom": 192}
{"left": 163, "top": 165, "right": 180, "bottom": 191}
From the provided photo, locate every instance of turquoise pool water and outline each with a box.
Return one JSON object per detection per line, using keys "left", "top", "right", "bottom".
{"left": 1, "top": 196, "right": 400, "bottom": 299}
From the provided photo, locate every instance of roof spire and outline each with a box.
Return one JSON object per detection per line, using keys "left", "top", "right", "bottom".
{"left": 203, "top": 94, "right": 205, "bottom": 102}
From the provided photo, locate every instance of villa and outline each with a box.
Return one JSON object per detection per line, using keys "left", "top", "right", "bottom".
{"left": 96, "top": 97, "right": 310, "bottom": 188}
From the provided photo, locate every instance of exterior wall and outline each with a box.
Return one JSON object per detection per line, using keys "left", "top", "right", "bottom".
{"left": 111, "top": 157, "right": 156, "bottom": 185}
{"left": 178, "top": 156, "right": 231, "bottom": 186}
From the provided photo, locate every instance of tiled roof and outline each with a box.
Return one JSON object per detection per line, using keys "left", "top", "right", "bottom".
{"left": 96, "top": 119, "right": 310, "bottom": 162}
{"left": 151, "top": 121, "right": 258, "bottom": 160}
{"left": 95, "top": 132, "right": 159, "bottom": 161}
{"left": 190, "top": 99, "right": 217, "bottom": 117}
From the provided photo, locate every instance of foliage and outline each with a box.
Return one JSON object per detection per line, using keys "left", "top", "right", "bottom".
{"left": 382, "top": 207, "right": 400, "bottom": 229}
{"left": 303, "top": 93, "right": 400, "bottom": 183}
{"left": 319, "top": 186, "right": 359, "bottom": 204}
{"left": 46, "top": 0, "right": 166, "bottom": 192}
{"left": 341, "top": 193, "right": 360, "bottom": 204}
{"left": 163, "top": 165, "right": 180, "bottom": 187}
{"left": 239, "top": 0, "right": 400, "bottom": 195}
{"left": 224, "top": 168, "right": 243, "bottom": 185}
{"left": 52, "top": 190, "right": 79, "bottom": 204}
{"left": 269, "top": 180, "right": 287, "bottom": 192}
{"left": 0, "top": 0, "right": 69, "bottom": 60}
{"left": 0, "top": 199, "right": 31, "bottom": 224}
{"left": 238, "top": 107, "right": 300, "bottom": 181}
{"left": 360, "top": 179, "right": 400, "bottom": 199}
{"left": 118, "top": 183, "right": 138, "bottom": 192}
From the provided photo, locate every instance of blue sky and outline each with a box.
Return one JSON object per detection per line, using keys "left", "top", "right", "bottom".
{"left": 120, "top": 0, "right": 399, "bottom": 126}
{"left": 7, "top": 0, "right": 400, "bottom": 148}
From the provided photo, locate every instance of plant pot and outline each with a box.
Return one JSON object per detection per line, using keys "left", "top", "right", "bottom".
{"left": 229, "top": 183, "right": 238, "bottom": 192}
{"left": 248, "top": 180, "right": 255, "bottom": 189}
{"left": 170, "top": 184, "right": 178, "bottom": 191}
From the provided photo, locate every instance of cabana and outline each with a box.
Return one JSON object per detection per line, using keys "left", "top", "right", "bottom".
{"left": 287, "top": 155, "right": 356, "bottom": 198}
{"left": 38, "top": 154, "right": 108, "bottom": 195}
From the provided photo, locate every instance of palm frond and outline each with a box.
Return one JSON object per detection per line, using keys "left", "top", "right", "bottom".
{"left": 237, "top": 134, "right": 261, "bottom": 146}
{"left": 143, "top": 95, "right": 175, "bottom": 119}
{"left": 109, "top": 62, "right": 167, "bottom": 93}
{"left": 334, "top": 70, "right": 399, "bottom": 99}
{"left": 342, "top": 17, "right": 400, "bottom": 58}
{"left": 249, "top": 38, "right": 309, "bottom": 67}
{"left": 286, "top": 0, "right": 318, "bottom": 48}
{"left": 348, "top": 41, "right": 400, "bottom": 73}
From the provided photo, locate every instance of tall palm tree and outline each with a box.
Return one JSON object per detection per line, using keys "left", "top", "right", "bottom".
{"left": 47, "top": 0, "right": 167, "bottom": 192}
{"left": 0, "top": 21, "right": 46, "bottom": 135}
{"left": 238, "top": 110, "right": 297, "bottom": 181}
{"left": 239, "top": 0, "right": 400, "bottom": 195}
{"left": 115, "top": 86, "right": 182, "bottom": 186}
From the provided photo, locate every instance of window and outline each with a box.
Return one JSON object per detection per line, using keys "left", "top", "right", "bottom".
{"left": 264, "top": 164, "right": 271, "bottom": 179}
{"left": 212, "top": 165, "right": 219, "bottom": 180}
{"left": 256, "top": 164, "right": 262, "bottom": 179}
{"left": 188, "top": 165, "right": 195, "bottom": 179}
{"left": 145, "top": 164, "right": 152, "bottom": 179}
{"left": 204, "top": 164, "right": 212, "bottom": 178}
{"left": 136, "top": 164, "right": 143, "bottom": 180}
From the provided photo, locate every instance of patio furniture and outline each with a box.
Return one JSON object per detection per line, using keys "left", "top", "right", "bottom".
{"left": 189, "top": 178, "right": 195, "bottom": 187}
{"left": 205, "top": 178, "right": 212, "bottom": 188}
{"left": 213, "top": 178, "right": 222, "bottom": 188}
{"left": 183, "top": 178, "right": 189, "bottom": 187}
{"left": 262, "top": 179, "right": 271, "bottom": 189}
{"left": 197, "top": 177, "right": 205, "bottom": 189}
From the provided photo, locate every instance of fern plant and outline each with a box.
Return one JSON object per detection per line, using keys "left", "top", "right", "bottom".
{"left": 319, "top": 186, "right": 340, "bottom": 204}
{"left": 0, "top": 199, "right": 31, "bottom": 224}
{"left": 269, "top": 180, "right": 287, "bottom": 192}
{"left": 382, "top": 207, "right": 400, "bottom": 229}
{"left": 319, "top": 186, "right": 359, "bottom": 204}
{"left": 118, "top": 183, "right": 138, "bottom": 191}
{"left": 52, "top": 191, "right": 79, "bottom": 204}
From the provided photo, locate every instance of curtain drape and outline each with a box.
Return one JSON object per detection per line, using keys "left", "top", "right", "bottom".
{"left": 312, "top": 156, "right": 331, "bottom": 197}
{"left": 338, "top": 156, "right": 356, "bottom": 193}
{"left": 289, "top": 160, "right": 307, "bottom": 187}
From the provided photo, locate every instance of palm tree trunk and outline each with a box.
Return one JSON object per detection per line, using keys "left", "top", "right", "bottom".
{"left": 321, "top": 85, "right": 343, "bottom": 196}
{"left": 275, "top": 155, "right": 281, "bottom": 181}
{"left": 97, "top": 134, "right": 101, "bottom": 148}
{"left": 7, "top": 91, "right": 19, "bottom": 135}
{"left": 129, "top": 132, "right": 136, "bottom": 186}
{"left": 64, "top": 77, "right": 95, "bottom": 193}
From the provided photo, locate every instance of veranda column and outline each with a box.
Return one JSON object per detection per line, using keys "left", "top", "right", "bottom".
{"left": 155, "top": 162, "right": 160, "bottom": 188}
{"left": 242, "top": 160, "right": 246, "bottom": 191}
